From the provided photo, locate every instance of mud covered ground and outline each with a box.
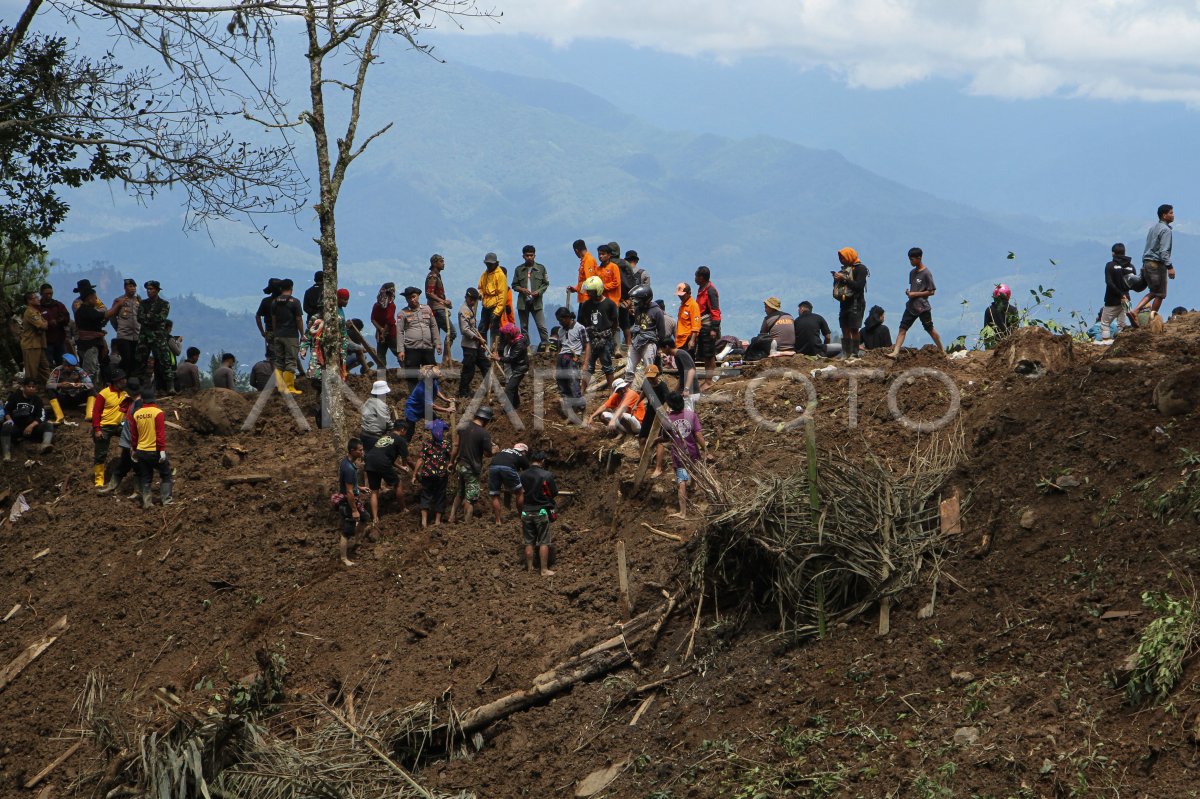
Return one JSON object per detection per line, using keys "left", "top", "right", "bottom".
{"left": 2, "top": 316, "right": 1199, "bottom": 798}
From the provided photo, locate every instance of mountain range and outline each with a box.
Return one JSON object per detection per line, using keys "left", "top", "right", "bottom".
{"left": 46, "top": 42, "right": 1193, "bottom": 366}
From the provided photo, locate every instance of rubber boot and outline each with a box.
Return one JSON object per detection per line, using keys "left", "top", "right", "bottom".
{"left": 284, "top": 371, "right": 303, "bottom": 395}
{"left": 1, "top": 436, "right": 11, "bottom": 463}
{"left": 93, "top": 463, "right": 106, "bottom": 487}
{"left": 160, "top": 480, "right": 174, "bottom": 506}
{"left": 49, "top": 398, "right": 65, "bottom": 425}
{"left": 85, "top": 395, "right": 95, "bottom": 421}
{"left": 141, "top": 486, "right": 153, "bottom": 509}
{"left": 38, "top": 428, "right": 54, "bottom": 454}
{"left": 97, "top": 476, "right": 120, "bottom": 495}
{"left": 273, "top": 369, "right": 287, "bottom": 394}
{"left": 165, "top": 374, "right": 177, "bottom": 396}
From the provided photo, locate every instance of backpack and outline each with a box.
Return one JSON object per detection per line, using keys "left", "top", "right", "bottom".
{"left": 1125, "top": 269, "right": 1147, "bottom": 293}
{"left": 832, "top": 263, "right": 869, "bottom": 303}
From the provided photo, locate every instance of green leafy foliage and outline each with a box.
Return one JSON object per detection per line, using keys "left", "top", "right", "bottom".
{"left": 1125, "top": 588, "right": 1200, "bottom": 705}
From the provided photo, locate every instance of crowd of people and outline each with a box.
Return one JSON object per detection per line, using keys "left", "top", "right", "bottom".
{"left": 3, "top": 205, "right": 1188, "bottom": 569}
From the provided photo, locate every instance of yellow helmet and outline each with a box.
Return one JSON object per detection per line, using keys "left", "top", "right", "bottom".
{"left": 583, "top": 276, "right": 604, "bottom": 295}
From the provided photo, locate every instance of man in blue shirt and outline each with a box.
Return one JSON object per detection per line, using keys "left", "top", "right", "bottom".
{"left": 1133, "top": 204, "right": 1176, "bottom": 318}
{"left": 336, "top": 438, "right": 368, "bottom": 566}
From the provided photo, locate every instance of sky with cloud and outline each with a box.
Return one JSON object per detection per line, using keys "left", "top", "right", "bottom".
{"left": 455, "top": 0, "right": 1200, "bottom": 105}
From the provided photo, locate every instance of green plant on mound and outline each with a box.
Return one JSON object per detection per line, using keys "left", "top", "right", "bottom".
{"left": 1125, "top": 583, "right": 1200, "bottom": 705}
{"left": 1149, "top": 449, "right": 1200, "bottom": 525}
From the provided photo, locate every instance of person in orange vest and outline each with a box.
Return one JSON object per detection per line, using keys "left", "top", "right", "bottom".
{"left": 567, "top": 239, "right": 599, "bottom": 304}
{"left": 129, "top": 387, "right": 173, "bottom": 508}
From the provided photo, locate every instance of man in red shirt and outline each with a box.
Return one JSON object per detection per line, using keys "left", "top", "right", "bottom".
{"left": 694, "top": 266, "right": 721, "bottom": 389}
{"left": 129, "top": 387, "right": 172, "bottom": 508}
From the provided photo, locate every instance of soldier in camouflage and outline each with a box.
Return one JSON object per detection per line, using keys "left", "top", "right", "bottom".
{"left": 136, "top": 280, "right": 175, "bottom": 394}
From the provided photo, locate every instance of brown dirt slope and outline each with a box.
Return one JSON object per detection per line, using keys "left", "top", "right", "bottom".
{"left": 1, "top": 317, "right": 1199, "bottom": 798}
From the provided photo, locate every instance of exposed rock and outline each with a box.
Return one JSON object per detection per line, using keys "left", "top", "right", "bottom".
{"left": 1019, "top": 508, "right": 1036, "bottom": 530}
{"left": 1154, "top": 367, "right": 1200, "bottom": 417}
{"left": 953, "top": 726, "right": 980, "bottom": 746}
{"left": 993, "top": 326, "right": 1074, "bottom": 374}
{"left": 950, "top": 670, "right": 975, "bottom": 685}
{"left": 188, "top": 389, "right": 251, "bottom": 436}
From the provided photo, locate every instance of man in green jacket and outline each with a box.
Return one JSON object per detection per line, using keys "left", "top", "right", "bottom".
{"left": 513, "top": 244, "right": 550, "bottom": 352}
{"left": 135, "top": 280, "right": 174, "bottom": 394}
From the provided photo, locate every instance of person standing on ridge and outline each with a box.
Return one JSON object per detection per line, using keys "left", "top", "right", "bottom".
{"left": 269, "top": 279, "right": 305, "bottom": 395}
{"left": 625, "top": 284, "right": 665, "bottom": 381}
{"left": 595, "top": 244, "right": 626, "bottom": 352}
{"left": 833, "top": 247, "right": 869, "bottom": 359}
{"left": 519, "top": 451, "right": 558, "bottom": 577}
{"left": 553, "top": 306, "right": 589, "bottom": 419}
{"left": 694, "top": 266, "right": 721, "bottom": 388}
{"left": 303, "top": 270, "right": 324, "bottom": 321}
{"left": 567, "top": 239, "right": 599, "bottom": 304}
{"left": 38, "top": 283, "right": 71, "bottom": 367}
{"left": 457, "top": 287, "right": 488, "bottom": 399}
{"left": 1133, "top": 203, "right": 1176, "bottom": 319}
{"left": 20, "top": 291, "right": 50, "bottom": 384}
{"left": 136, "top": 280, "right": 173, "bottom": 393}
{"left": 371, "top": 282, "right": 398, "bottom": 370}
{"left": 425, "top": 255, "right": 456, "bottom": 364}
{"left": 478, "top": 252, "right": 508, "bottom": 348}
{"left": 887, "top": 247, "right": 944, "bottom": 358}
{"left": 254, "top": 277, "right": 282, "bottom": 362}
{"left": 513, "top": 244, "right": 550, "bottom": 351}
{"left": 130, "top": 387, "right": 172, "bottom": 508}
{"left": 73, "top": 279, "right": 108, "bottom": 382}
{"left": 1101, "top": 243, "right": 1138, "bottom": 339}
{"left": 106, "top": 278, "right": 140, "bottom": 374}
{"left": 176, "top": 347, "right": 202, "bottom": 392}
{"left": 675, "top": 282, "right": 701, "bottom": 354}
{"left": 396, "top": 286, "right": 441, "bottom": 388}
{"left": 492, "top": 323, "right": 530, "bottom": 410}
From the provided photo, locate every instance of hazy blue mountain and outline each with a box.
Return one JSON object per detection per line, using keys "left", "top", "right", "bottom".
{"left": 48, "top": 47, "right": 1190, "bottom": 364}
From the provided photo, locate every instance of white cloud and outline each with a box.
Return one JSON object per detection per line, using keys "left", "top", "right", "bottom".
{"left": 460, "top": 0, "right": 1200, "bottom": 103}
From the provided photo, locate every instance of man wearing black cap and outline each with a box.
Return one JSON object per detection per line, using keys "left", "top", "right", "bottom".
{"left": 425, "top": 254, "right": 455, "bottom": 364}
{"left": 256, "top": 278, "right": 283, "bottom": 360}
{"left": 73, "top": 279, "right": 109, "bottom": 382}
{"left": 106, "top": 278, "right": 141, "bottom": 372}
{"left": 513, "top": 245, "right": 550, "bottom": 351}
{"left": 135, "top": 280, "right": 173, "bottom": 393}
{"left": 303, "top": 270, "right": 324, "bottom": 321}
{"left": 396, "top": 286, "right": 440, "bottom": 387}
{"left": 457, "top": 287, "right": 488, "bottom": 398}
{"left": 270, "top": 279, "right": 304, "bottom": 394}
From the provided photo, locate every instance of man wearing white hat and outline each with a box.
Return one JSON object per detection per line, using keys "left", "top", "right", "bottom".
{"left": 359, "top": 379, "right": 393, "bottom": 451}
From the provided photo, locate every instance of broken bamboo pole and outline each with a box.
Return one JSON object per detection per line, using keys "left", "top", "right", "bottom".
{"left": 0, "top": 615, "right": 67, "bottom": 694}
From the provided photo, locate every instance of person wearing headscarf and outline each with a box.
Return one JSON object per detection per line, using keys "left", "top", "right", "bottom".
{"left": 833, "top": 246, "right": 869, "bottom": 359}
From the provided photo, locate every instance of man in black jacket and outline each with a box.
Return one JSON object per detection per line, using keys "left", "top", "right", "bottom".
{"left": 794, "top": 301, "right": 832, "bottom": 356}
{"left": 1100, "top": 243, "right": 1137, "bottom": 339}
{"left": 519, "top": 451, "right": 558, "bottom": 576}
{"left": 303, "top": 270, "right": 324, "bottom": 321}
{"left": 2, "top": 376, "right": 54, "bottom": 460}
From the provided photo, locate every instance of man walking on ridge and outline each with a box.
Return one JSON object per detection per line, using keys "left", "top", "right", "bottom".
{"left": 675, "top": 283, "right": 701, "bottom": 354}
{"left": 270, "top": 279, "right": 305, "bottom": 394}
{"left": 887, "top": 247, "right": 944, "bottom": 358}
{"left": 1132, "top": 203, "right": 1176, "bottom": 319}
{"left": 1100, "top": 243, "right": 1138, "bottom": 339}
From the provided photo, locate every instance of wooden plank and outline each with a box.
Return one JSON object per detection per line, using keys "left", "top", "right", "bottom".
{"left": 0, "top": 615, "right": 68, "bottom": 694}
{"left": 163, "top": 420, "right": 184, "bottom": 431}
{"left": 631, "top": 414, "right": 662, "bottom": 490}
{"left": 616, "top": 541, "right": 631, "bottom": 620}
{"left": 629, "top": 694, "right": 655, "bottom": 727}
{"left": 222, "top": 474, "right": 272, "bottom": 486}
{"left": 24, "top": 740, "right": 83, "bottom": 788}
{"left": 641, "top": 522, "right": 683, "bottom": 542}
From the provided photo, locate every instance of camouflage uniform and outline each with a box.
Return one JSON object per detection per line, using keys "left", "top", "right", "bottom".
{"left": 136, "top": 294, "right": 173, "bottom": 392}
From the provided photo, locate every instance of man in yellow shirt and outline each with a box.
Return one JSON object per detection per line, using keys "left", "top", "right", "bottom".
{"left": 90, "top": 369, "right": 129, "bottom": 487}
{"left": 675, "top": 282, "right": 702, "bottom": 352}
{"left": 478, "top": 252, "right": 508, "bottom": 348}
{"left": 130, "top": 388, "right": 173, "bottom": 507}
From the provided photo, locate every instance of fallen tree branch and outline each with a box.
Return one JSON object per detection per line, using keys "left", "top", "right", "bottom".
{"left": 0, "top": 615, "right": 67, "bottom": 694}
{"left": 316, "top": 700, "right": 435, "bottom": 799}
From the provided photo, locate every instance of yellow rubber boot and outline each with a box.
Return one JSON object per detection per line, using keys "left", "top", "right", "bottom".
{"left": 85, "top": 395, "right": 95, "bottom": 421}
{"left": 93, "top": 464, "right": 106, "bottom": 487}
{"left": 273, "top": 369, "right": 287, "bottom": 394}
{"left": 49, "top": 399, "right": 65, "bottom": 425}
{"left": 284, "top": 371, "right": 303, "bottom": 395}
